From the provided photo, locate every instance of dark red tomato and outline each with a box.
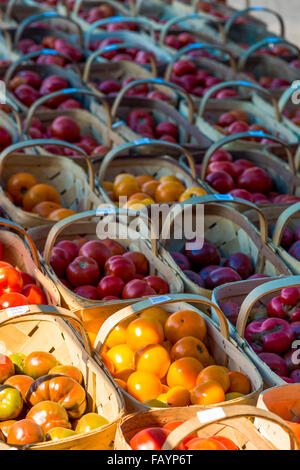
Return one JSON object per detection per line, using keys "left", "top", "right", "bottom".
{"left": 22, "top": 285, "right": 47, "bottom": 304}
{"left": 105, "top": 256, "right": 136, "bottom": 283}
{"left": 123, "top": 252, "right": 149, "bottom": 276}
{"left": 130, "top": 427, "right": 170, "bottom": 450}
{"left": 0, "top": 242, "right": 3, "bottom": 260}
{"left": 0, "top": 292, "right": 29, "bottom": 309}
{"left": 97, "top": 275, "right": 125, "bottom": 299}
{"left": 20, "top": 272, "right": 36, "bottom": 287}
{"left": 74, "top": 285, "right": 99, "bottom": 300}
{"left": 144, "top": 276, "right": 169, "bottom": 294}
{"left": 66, "top": 256, "right": 100, "bottom": 287}
{"left": 0, "top": 265, "right": 23, "bottom": 294}
{"left": 79, "top": 241, "right": 111, "bottom": 268}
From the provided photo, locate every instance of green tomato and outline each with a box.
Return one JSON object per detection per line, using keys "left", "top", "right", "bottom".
{"left": 46, "top": 427, "right": 77, "bottom": 441}
{"left": 0, "top": 385, "right": 23, "bottom": 420}
{"left": 9, "top": 354, "right": 26, "bottom": 375}
{"left": 75, "top": 413, "right": 108, "bottom": 434}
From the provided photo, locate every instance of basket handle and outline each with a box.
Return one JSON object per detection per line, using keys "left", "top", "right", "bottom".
{"left": 94, "top": 293, "right": 229, "bottom": 352}
{"left": 111, "top": 78, "right": 194, "bottom": 124}
{"left": 84, "top": 16, "right": 156, "bottom": 50}
{"left": 0, "top": 98, "right": 22, "bottom": 136}
{"left": 272, "top": 202, "right": 300, "bottom": 248}
{"left": 43, "top": 207, "right": 159, "bottom": 263}
{"left": 73, "top": 0, "right": 130, "bottom": 17}
{"left": 159, "top": 13, "right": 223, "bottom": 49}
{"left": 236, "top": 275, "right": 300, "bottom": 338}
{"left": 278, "top": 82, "right": 300, "bottom": 115}
{"left": 24, "top": 87, "right": 113, "bottom": 133}
{"left": 165, "top": 43, "right": 237, "bottom": 78}
{"left": 239, "top": 37, "right": 300, "bottom": 71}
{"left": 200, "top": 132, "right": 295, "bottom": 180}
{"left": 160, "top": 195, "right": 268, "bottom": 246}
{"left": 14, "top": 12, "right": 84, "bottom": 48}
{"left": 83, "top": 43, "right": 157, "bottom": 82}
{"left": 0, "top": 217, "right": 40, "bottom": 268}
{"left": 198, "top": 80, "right": 280, "bottom": 122}
{"left": 2, "top": 0, "right": 19, "bottom": 20}
{"left": 4, "top": 49, "right": 82, "bottom": 83}
{"left": 0, "top": 139, "right": 95, "bottom": 190}
{"left": 161, "top": 404, "right": 299, "bottom": 450}
{"left": 0, "top": 304, "right": 92, "bottom": 356}
{"left": 97, "top": 139, "right": 197, "bottom": 183}
{"left": 224, "top": 7, "right": 285, "bottom": 42}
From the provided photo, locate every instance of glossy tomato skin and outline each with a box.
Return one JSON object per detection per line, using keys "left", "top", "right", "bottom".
{"left": 66, "top": 256, "right": 100, "bottom": 287}
{"left": 0, "top": 292, "right": 29, "bottom": 309}
{"left": 145, "top": 276, "right": 169, "bottom": 294}
{"left": 22, "top": 285, "right": 47, "bottom": 304}
{"left": 20, "top": 272, "right": 35, "bottom": 287}
{"left": 0, "top": 265, "right": 23, "bottom": 294}
{"left": 105, "top": 256, "right": 136, "bottom": 283}
{"left": 79, "top": 241, "right": 111, "bottom": 268}
{"left": 97, "top": 275, "right": 125, "bottom": 298}
{"left": 55, "top": 241, "right": 79, "bottom": 263}
{"left": 130, "top": 427, "right": 170, "bottom": 450}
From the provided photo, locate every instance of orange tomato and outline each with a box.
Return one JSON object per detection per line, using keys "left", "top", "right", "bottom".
{"left": 23, "top": 184, "right": 61, "bottom": 211}
{"left": 48, "top": 208, "right": 76, "bottom": 220}
{"left": 159, "top": 175, "right": 182, "bottom": 184}
{"left": 167, "top": 357, "right": 203, "bottom": 390}
{"left": 228, "top": 371, "right": 251, "bottom": 395}
{"left": 106, "top": 344, "right": 135, "bottom": 373}
{"left": 140, "top": 307, "right": 169, "bottom": 327}
{"left": 114, "top": 368, "right": 135, "bottom": 382}
{"left": 101, "top": 352, "right": 115, "bottom": 376}
{"left": 106, "top": 322, "right": 128, "bottom": 349}
{"left": 103, "top": 181, "right": 114, "bottom": 192}
{"left": 157, "top": 393, "right": 167, "bottom": 403}
{"left": 7, "top": 173, "right": 38, "bottom": 205}
{"left": 166, "top": 386, "right": 190, "bottom": 407}
{"left": 164, "top": 310, "right": 207, "bottom": 344}
{"left": 190, "top": 380, "right": 225, "bottom": 406}
{"left": 136, "top": 175, "right": 155, "bottom": 187}
{"left": 170, "top": 336, "right": 211, "bottom": 365}
{"left": 113, "top": 174, "right": 140, "bottom": 198}
{"left": 32, "top": 201, "right": 61, "bottom": 218}
{"left": 141, "top": 180, "right": 160, "bottom": 199}
{"left": 126, "top": 317, "right": 164, "bottom": 351}
{"left": 179, "top": 187, "right": 207, "bottom": 202}
{"left": 128, "top": 192, "right": 152, "bottom": 202}
{"left": 127, "top": 371, "right": 162, "bottom": 402}
{"left": 135, "top": 344, "right": 171, "bottom": 379}
{"left": 196, "top": 365, "right": 230, "bottom": 392}
{"left": 155, "top": 181, "right": 185, "bottom": 203}
{"left": 187, "top": 437, "right": 227, "bottom": 450}
{"left": 212, "top": 436, "right": 238, "bottom": 450}
{"left": 162, "top": 340, "right": 173, "bottom": 354}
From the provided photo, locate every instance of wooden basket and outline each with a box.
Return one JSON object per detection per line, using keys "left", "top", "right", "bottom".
{"left": 94, "top": 293, "right": 263, "bottom": 413}
{"left": 0, "top": 105, "right": 21, "bottom": 146}
{"left": 257, "top": 384, "right": 300, "bottom": 450}
{"left": 199, "top": 132, "right": 300, "bottom": 208}
{"left": 3, "top": 49, "right": 83, "bottom": 113}
{"left": 217, "top": 276, "right": 300, "bottom": 387}
{"left": 0, "top": 217, "right": 60, "bottom": 306}
{"left": 28, "top": 208, "right": 183, "bottom": 324}
{"left": 0, "top": 304, "right": 125, "bottom": 450}
{"left": 115, "top": 404, "right": 299, "bottom": 450}
{"left": 0, "top": 0, "right": 44, "bottom": 28}
{"left": 70, "top": 0, "right": 133, "bottom": 32}
{"left": 194, "top": 80, "right": 297, "bottom": 147}
{"left": 271, "top": 202, "right": 300, "bottom": 274}
{"left": 23, "top": 87, "right": 123, "bottom": 154}
{"left": 0, "top": 139, "right": 103, "bottom": 229}
{"left": 96, "top": 139, "right": 208, "bottom": 206}
{"left": 160, "top": 195, "right": 291, "bottom": 299}
{"left": 237, "top": 38, "right": 300, "bottom": 100}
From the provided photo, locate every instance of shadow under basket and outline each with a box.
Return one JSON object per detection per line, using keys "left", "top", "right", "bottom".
{"left": 0, "top": 305, "right": 125, "bottom": 450}
{"left": 94, "top": 293, "right": 263, "bottom": 414}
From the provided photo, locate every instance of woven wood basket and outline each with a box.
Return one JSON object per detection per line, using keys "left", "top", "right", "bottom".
{"left": 0, "top": 139, "right": 103, "bottom": 229}
{"left": 0, "top": 0, "right": 43, "bottom": 28}
{"left": 115, "top": 404, "right": 299, "bottom": 450}
{"left": 23, "top": 87, "right": 124, "bottom": 154}
{"left": 213, "top": 276, "right": 300, "bottom": 387}
{"left": 199, "top": 132, "right": 300, "bottom": 208}
{"left": 194, "top": 80, "right": 297, "bottom": 147}
{"left": 257, "top": 384, "right": 300, "bottom": 450}
{"left": 0, "top": 304, "right": 125, "bottom": 450}
{"left": 3, "top": 49, "right": 83, "bottom": 113}
{"left": 0, "top": 106, "right": 21, "bottom": 146}
{"left": 96, "top": 139, "right": 208, "bottom": 206}
{"left": 94, "top": 293, "right": 263, "bottom": 413}
{"left": 28, "top": 208, "right": 183, "bottom": 325}
{"left": 271, "top": 202, "right": 300, "bottom": 274}
{"left": 237, "top": 38, "right": 300, "bottom": 100}
{"left": 0, "top": 217, "right": 60, "bottom": 306}
{"left": 160, "top": 195, "right": 291, "bottom": 299}
{"left": 70, "top": 0, "right": 133, "bottom": 32}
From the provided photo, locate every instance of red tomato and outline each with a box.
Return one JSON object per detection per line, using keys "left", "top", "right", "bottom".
{"left": 22, "top": 285, "right": 47, "bottom": 304}
{"left": 20, "top": 272, "right": 36, "bottom": 287}
{"left": 0, "top": 292, "right": 29, "bottom": 309}
{"left": 186, "top": 437, "right": 227, "bottom": 450}
{"left": 144, "top": 275, "right": 169, "bottom": 294}
{"left": 130, "top": 427, "right": 170, "bottom": 450}
{"left": 66, "top": 256, "right": 100, "bottom": 287}
{"left": 211, "top": 436, "right": 238, "bottom": 450}
{"left": 0, "top": 242, "right": 3, "bottom": 260}
{"left": 105, "top": 256, "right": 136, "bottom": 283}
{"left": 0, "top": 266, "right": 23, "bottom": 294}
